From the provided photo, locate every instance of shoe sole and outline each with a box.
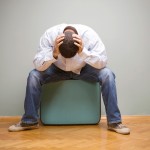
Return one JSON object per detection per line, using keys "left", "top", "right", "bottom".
{"left": 108, "top": 127, "right": 130, "bottom": 135}
{"left": 8, "top": 125, "right": 39, "bottom": 132}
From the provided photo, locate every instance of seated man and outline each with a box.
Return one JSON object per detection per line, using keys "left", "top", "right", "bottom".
{"left": 8, "top": 24, "right": 130, "bottom": 134}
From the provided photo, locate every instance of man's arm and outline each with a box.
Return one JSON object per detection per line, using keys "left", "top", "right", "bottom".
{"left": 53, "top": 34, "right": 64, "bottom": 59}
{"left": 33, "top": 32, "right": 64, "bottom": 71}
{"left": 73, "top": 29, "right": 108, "bottom": 69}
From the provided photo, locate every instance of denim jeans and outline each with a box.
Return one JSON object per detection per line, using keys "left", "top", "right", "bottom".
{"left": 21, "top": 64, "right": 122, "bottom": 124}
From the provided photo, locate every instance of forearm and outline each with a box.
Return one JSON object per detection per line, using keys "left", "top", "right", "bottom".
{"left": 33, "top": 51, "right": 57, "bottom": 71}
{"left": 78, "top": 47, "right": 108, "bottom": 69}
{"left": 34, "top": 60, "right": 56, "bottom": 71}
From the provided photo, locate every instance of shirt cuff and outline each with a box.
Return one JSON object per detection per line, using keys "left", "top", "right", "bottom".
{"left": 78, "top": 47, "right": 90, "bottom": 60}
{"left": 44, "top": 51, "right": 57, "bottom": 62}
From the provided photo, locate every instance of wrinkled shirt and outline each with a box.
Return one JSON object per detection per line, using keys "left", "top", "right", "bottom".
{"left": 33, "top": 24, "right": 108, "bottom": 74}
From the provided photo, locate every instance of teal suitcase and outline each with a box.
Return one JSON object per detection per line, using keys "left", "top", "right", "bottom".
{"left": 40, "top": 80, "right": 101, "bottom": 125}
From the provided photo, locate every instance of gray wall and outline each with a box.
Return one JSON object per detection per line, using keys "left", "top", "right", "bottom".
{"left": 0, "top": 0, "right": 150, "bottom": 116}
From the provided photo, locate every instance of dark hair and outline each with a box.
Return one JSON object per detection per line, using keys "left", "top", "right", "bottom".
{"left": 63, "top": 26, "right": 78, "bottom": 34}
{"left": 59, "top": 31, "right": 79, "bottom": 58}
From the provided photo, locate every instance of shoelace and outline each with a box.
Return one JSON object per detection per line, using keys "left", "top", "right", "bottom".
{"left": 14, "top": 122, "right": 22, "bottom": 127}
{"left": 117, "top": 123, "right": 126, "bottom": 129}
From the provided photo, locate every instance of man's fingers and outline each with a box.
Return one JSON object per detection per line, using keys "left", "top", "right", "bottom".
{"left": 73, "top": 38, "right": 82, "bottom": 44}
{"left": 72, "top": 34, "right": 80, "bottom": 39}
{"left": 56, "top": 34, "right": 65, "bottom": 44}
{"left": 74, "top": 42, "right": 80, "bottom": 47}
{"left": 72, "top": 34, "right": 82, "bottom": 44}
{"left": 57, "top": 37, "right": 64, "bottom": 44}
{"left": 57, "top": 34, "right": 65, "bottom": 39}
{"left": 57, "top": 34, "right": 65, "bottom": 41}
{"left": 73, "top": 34, "right": 83, "bottom": 53}
{"left": 57, "top": 36, "right": 64, "bottom": 42}
{"left": 73, "top": 36, "right": 83, "bottom": 49}
{"left": 57, "top": 41, "right": 63, "bottom": 46}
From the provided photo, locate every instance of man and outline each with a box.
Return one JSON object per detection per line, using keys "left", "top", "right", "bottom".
{"left": 8, "top": 24, "right": 130, "bottom": 134}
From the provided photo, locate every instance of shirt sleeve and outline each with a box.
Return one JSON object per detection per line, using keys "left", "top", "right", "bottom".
{"left": 33, "top": 31, "right": 57, "bottom": 71}
{"left": 78, "top": 28, "right": 108, "bottom": 69}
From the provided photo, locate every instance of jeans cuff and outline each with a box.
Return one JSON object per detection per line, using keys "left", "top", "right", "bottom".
{"left": 108, "top": 120, "right": 122, "bottom": 124}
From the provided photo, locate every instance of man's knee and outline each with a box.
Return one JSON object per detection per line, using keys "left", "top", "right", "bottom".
{"left": 98, "top": 68, "right": 116, "bottom": 83}
{"left": 28, "top": 69, "right": 42, "bottom": 80}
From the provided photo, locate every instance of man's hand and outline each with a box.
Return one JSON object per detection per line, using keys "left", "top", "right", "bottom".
{"left": 53, "top": 34, "right": 65, "bottom": 59}
{"left": 72, "top": 34, "right": 84, "bottom": 54}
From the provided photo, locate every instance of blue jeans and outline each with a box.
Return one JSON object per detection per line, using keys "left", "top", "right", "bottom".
{"left": 21, "top": 64, "right": 122, "bottom": 124}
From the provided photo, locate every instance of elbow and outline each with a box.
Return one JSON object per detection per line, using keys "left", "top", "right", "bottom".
{"left": 97, "top": 62, "right": 107, "bottom": 69}
{"left": 91, "top": 59, "right": 108, "bottom": 70}
{"left": 35, "top": 66, "right": 46, "bottom": 72}
{"left": 100, "top": 56, "right": 108, "bottom": 68}
{"left": 33, "top": 61, "right": 47, "bottom": 72}
{"left": 100, "top": 59, "right": 108, "bottom": 69}
{"left": 33, "top": 60, "right": 53, "bottom": 72}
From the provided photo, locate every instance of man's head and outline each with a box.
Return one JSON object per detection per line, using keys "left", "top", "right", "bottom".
{"left": 63, "top": 26, "right": 78, "bottom": 34}
{"left": 59, "top": 26, "right": 79, "bottom": 58}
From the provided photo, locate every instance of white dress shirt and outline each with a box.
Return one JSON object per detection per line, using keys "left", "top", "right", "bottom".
{"left": 33, "top": 24, "right": 108, "bottom": 74}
